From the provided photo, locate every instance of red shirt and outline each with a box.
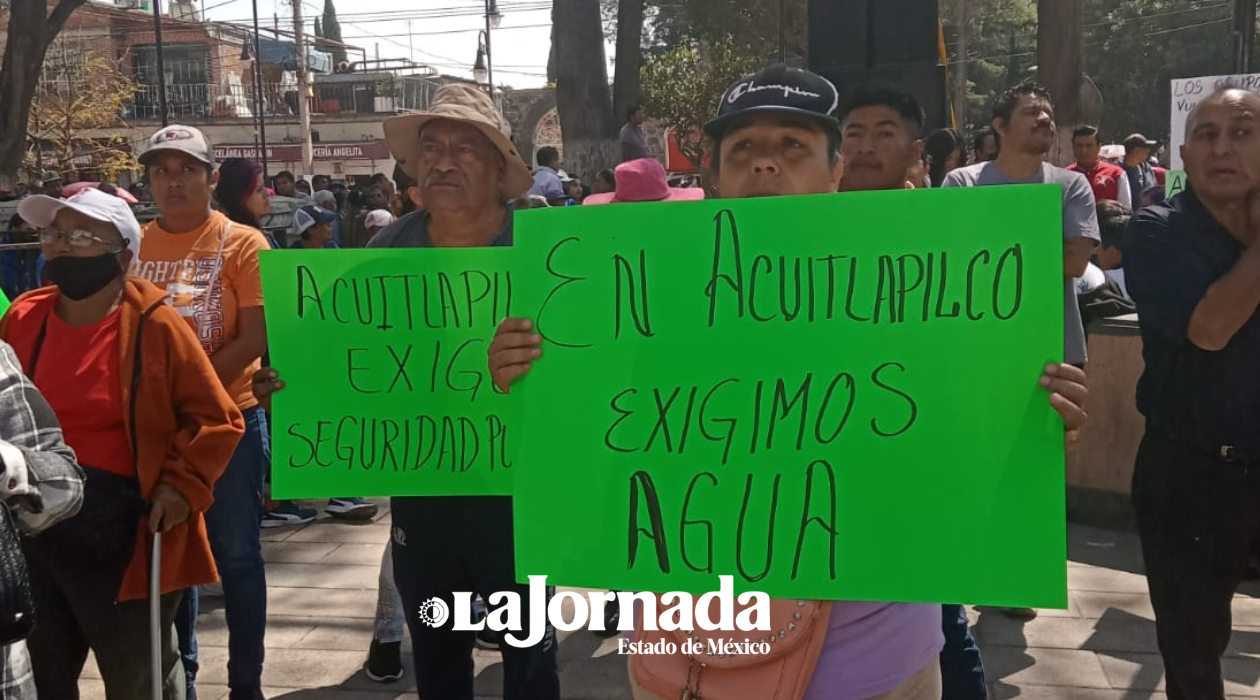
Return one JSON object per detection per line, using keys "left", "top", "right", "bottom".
{"left": 1067, "top": 161, "right": 1127, "bottom": 203}
{"left": 32, "top": 308, "right": 134, "bottom": 477}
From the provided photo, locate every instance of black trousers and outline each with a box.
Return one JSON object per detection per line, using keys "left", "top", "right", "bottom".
{"left": 1132, "top": 429, "right": 1260, "bottom": 700}
{"left": 24, "top": 543, "right": 185, "bottom": 700}
{"left": 390, "top": 495, "right": 559, "bottom": 700}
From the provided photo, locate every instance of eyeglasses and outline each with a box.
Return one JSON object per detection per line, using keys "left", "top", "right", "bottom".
{"left": 38, "top": 228, "right": 126, "bottom": 250}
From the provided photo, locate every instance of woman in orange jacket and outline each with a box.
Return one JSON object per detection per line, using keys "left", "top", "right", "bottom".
{"left": 0, "top": 188, "right": 245, "bottom": 700}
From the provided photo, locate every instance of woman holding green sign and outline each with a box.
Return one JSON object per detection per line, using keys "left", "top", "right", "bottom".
{"left": 490, "top": 64, "right": 1089, "bottom": 700}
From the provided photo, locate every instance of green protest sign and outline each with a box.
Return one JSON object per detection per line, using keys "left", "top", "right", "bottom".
{"left": 1166, "top": 170, "right": 1187, "bottom": 199}
{"left": 260, "top": 248, "right": 516, "bottom": 498}
{"left": 511, "top": 186, "right": 1067, "bottom": 607}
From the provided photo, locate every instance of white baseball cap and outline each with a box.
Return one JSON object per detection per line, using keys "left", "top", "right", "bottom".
{"left": 18, "top": 188, "right": 142, "bottom": 265}
{"left": 139, "top": 124, "right": 215, "bottom": 167}
{"left": 365, "top": 209, "right": 395, "bottom": 229}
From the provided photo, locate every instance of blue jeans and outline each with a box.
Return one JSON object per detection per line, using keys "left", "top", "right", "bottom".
{"left": 176, "top": 406, "right": 269, "bottom": 694}
{"left": 940, "top": 604, "right": 987, "bottom": 700}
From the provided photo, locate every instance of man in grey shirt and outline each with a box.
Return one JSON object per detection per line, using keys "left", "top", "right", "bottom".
{"left": 944, "top": 81, "right": 1100, "bottom": 368}
{"left": 619, "top": 105, "right": 649, "bottom": 162}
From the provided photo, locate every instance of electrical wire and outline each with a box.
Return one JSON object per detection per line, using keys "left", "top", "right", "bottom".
{"left": 208, "top": 1, "right": 550, "bottom": 25}
{"left": 340, "top": 22, "right": 549, "bottom": 39}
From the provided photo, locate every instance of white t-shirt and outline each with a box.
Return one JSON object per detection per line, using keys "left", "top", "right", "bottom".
{"left": 1076, "top": 262, "right": 1108, "bottom": 296}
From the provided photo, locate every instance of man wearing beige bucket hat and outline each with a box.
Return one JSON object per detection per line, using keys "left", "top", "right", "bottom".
{"left": 250, "top": 83, "right": 557, "bottom": 698}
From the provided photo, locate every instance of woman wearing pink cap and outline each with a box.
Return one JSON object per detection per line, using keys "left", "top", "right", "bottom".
{"left": 583, "top": 158, "right": 705, "bottom": 205}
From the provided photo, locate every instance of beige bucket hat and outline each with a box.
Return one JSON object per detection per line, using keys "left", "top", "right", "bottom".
{"left": 383, "top": 83, "right": 533, "bottom": 199}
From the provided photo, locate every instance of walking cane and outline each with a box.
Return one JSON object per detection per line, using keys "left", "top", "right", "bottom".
{"left": 150, "top": 529, "right": 162, "bottom": 700}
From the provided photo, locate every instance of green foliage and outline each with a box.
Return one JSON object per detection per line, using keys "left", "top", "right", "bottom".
{"left": 322, "top": 0, "right": 347, "bottom": 64}
{"left": 1083, "top": 0, "right": 1244, "bottom": 143}
{"left": 941, "top": 0, "right": 1038, "bottom": 130}
{"left": 943, "top": 0, "right": 1258, "bottom": 143}
{"left": 639, "top": 43, "right": 761, "bottom": 169}
{"left": 314, "top": 17, "right": 324, "bottom": 39}
{"left": 608, "top": 0, "right": 804, "bottom": 63}
{"left": 626, "top": 0, "right": 1258, "bottom": 148}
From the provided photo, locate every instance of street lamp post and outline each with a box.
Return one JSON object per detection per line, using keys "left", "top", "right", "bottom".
{"left": 473, "top": 34, "right": 488, "bottom": 86}
{"left": 484, "top": 0, "right": 501, "bottom": 91}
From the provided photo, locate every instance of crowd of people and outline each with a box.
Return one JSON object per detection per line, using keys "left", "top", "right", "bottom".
{"left": 0, "top": 56, "right": 1255, "bottom": 700}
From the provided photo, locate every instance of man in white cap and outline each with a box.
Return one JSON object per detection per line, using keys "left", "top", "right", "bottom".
{"left": 363, "top": 209, "right": 394, "bottom": 240}
{"left": 134, "top": 124, "right": 272, "bottom": 700}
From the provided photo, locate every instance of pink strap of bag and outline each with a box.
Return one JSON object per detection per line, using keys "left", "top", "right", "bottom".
{"left": 630, "top": 595, "right": 832, "bottom": 700}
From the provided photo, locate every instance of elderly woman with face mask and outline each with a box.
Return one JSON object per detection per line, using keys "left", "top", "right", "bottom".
{"left": 0, "top": 188, "right": 245, "bottom": 700}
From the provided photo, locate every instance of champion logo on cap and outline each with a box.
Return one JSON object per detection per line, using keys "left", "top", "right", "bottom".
{"left": 728, "top": 80, "right": 823, "bottom": 105}
{"left": 704, "top": 64, "right": 841, "bottom": 139}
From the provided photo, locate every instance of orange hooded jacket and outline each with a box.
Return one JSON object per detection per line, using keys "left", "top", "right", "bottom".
{"left": 0, "top": 278, "right": 245, "bottom": 602}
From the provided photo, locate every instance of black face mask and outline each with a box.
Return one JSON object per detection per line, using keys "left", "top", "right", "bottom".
{"left": 44, "top": 254, "right": 122, "bottom": 301}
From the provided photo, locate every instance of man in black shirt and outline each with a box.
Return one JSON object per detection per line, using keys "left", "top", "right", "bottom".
{"left": 1125, "top": 85, "right": 1260, "bottom": 700}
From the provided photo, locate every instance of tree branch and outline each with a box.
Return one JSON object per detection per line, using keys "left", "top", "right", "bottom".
{"left": 47, "top": 0, "right": 87, "bottom": 35}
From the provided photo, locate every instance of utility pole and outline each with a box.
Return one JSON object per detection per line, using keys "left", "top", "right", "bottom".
{"left": 293, "top": 0, "right": 313, "bottom": 176}
{"left": 484, "top": 0, "right": 494, "bottom": 92}
{"left": 955, "top": 0, "right": 969, "bottom": 129}
{"left": 1233, "top": 0, "right": 1257, "bottom": 73}
{"left": 152, "top": 0, "right": 169, "bottom": 125}
{"left": 252, "top": 0, "right": 269, "bottom": 179}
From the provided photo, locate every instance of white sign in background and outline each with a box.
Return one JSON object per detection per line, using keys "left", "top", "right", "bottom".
{"left": 1169, "top": 73, "right": 1260, "bottom": 170}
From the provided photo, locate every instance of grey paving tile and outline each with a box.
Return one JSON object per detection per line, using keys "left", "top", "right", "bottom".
{"left": 261, "top": 526, "right": 300, "bottom": 542}
{"left": 976, "top": 613, "right": 1160, "bottom": 655}
{"left": 1076, "top": 592, "right": 1156, "bottom": 621}
{"left": 991, "top": 684, "right": 1167, "bottom": 700}
{"left": 293, "top": 619, "right": 377, "bottom": 651}
{"left": 268, "top": 586, "right": 378, "bottom": 619}
{"left": 265, "top": 563, "right": 381, "bottom": 590}
{"left": 194, "top": 648, "right": 370, "bottom": 688}
{"left": 982, "top": 645, "right": 1112, "bottom": 689}
{"left": 320, "top": 543, "right": 389, "bottom": 567}
{"left": 1068, "top": 564, "right": 1152, "bottom": 595}
{"left": 1096, "top": 652, "right": 1260, "bottom": 696}
{"left": 263, "top": 690, "right": 412, "bottom": 700}
{"left": 263, "top": 541, "right": 342, "bottom": 564}
{"left": 194, "top": 611, "right": 322, "bottom": 649}
{"left": 285, "top": 523, "right": 393, "bottom": 545}
{"left": 1068, "top": 526, "right": 1147, "bottom": 574}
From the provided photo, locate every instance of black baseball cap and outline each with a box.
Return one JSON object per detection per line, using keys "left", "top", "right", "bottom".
{"left": 704, "top": 64, "right": 841, "bottom": 140}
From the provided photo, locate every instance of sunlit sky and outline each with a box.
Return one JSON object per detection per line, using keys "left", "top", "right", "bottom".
{"left": 202, "top": 0, "right": 616, "bottom": 89}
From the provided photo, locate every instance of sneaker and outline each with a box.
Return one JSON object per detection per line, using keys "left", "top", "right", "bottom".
{"left": 475, "top": 626, "right": 500, "bottom": 651}
{"left": 364, "top": 638, "right": 404, "bottom": 683}
{"left": 261, "top": 501, "right": 317, "bottom": 528}
{"left": 997, "top": 607, "right": 1039, "bottom": 620}
{"left": 326, "top": 497, "right": 379, "bottom": 520}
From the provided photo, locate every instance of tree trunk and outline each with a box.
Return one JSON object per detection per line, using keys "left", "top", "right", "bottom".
{"left": 611, "top": 0, "right": 644, "bottom": 126}
{"left": 552, "top": 0, "right": 618, "bottom": 176}
{"left": 1037, "top": 0, "right": 1086, "bottom": 166}
{"left": 547, "top": 22, "right": 557, "bottom": 85}
{"left": 0, "top": 0, "right": 86, "bottom": 189}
